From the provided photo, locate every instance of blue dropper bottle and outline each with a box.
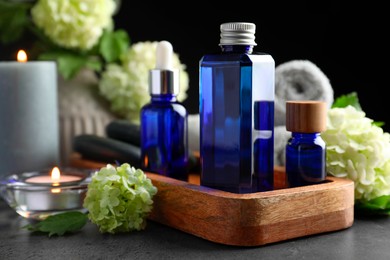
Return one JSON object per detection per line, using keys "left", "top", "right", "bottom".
{"left": 140, "top": 41, "right": 189, "bottom": 181}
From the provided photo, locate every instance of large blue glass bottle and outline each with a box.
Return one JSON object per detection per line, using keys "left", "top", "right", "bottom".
{"left": 199, "top": 22, "right": 275, "bottom": 193}
{"left": 285, "top": 101, "right": 327, "bottom": 187}
{"left": 140, "top": 41, "right": 188, "bottom": 181}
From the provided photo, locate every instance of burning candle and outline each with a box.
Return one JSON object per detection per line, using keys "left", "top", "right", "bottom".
{"left": 0, "top": 50, "right": 59, "bottom": 179}
{"left": 0, "top": 167, "right": 92, "bottom": 220}
{"left": 25, "top": 167, "right": 83, "bottom": 184}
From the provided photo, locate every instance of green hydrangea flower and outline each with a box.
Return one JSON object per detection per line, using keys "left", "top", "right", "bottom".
{"left": 83, "top": 163, "right": 158, "bottom": 234}
{"left": 31, "top": 0, "right": 116, "bottom": 50}
{"left": 98, "top": 41, "right": 189, "bottom": 122}
{"left": 322, "top": 105, "right": 390, "bottom": 201}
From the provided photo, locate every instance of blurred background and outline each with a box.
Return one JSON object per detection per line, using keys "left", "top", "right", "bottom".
{"left": 1, "top": 2, "right": 388, "bottom": 132}
{"left": 113, "top": 3, "right": 389, "bottom": 131}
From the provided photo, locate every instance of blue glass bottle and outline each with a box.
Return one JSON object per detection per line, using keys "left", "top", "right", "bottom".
{"left": 199, "top": 22, "right": 275, "bottom": 193}
{"left": 285, "top": 101, "right": 327, "bottom": 187}
{"left": 140, "top": 41, "right": 188, "bottom": 181}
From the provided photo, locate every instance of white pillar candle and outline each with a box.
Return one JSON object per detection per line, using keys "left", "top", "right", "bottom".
{"left": 0, "top": 56, "right": 59, "bottom": 178}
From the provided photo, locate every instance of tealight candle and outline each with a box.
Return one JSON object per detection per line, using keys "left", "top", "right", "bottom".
{"left": 0, "top": 50, "right": 59, "bottom": 179}
{"left": 25, "top": 167, "right": 83, "bottom": 184}
{"left": 0, "top": 167, "right": 93, "bottom": 220}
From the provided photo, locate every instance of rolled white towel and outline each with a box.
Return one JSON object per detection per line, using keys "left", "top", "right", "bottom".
{"left": 274, "top": 125, "right": 291, "bottom": 167}
{"left": 275, "top": 60, "right": 334, "bottom": 126}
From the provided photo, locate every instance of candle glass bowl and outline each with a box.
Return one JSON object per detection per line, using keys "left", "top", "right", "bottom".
{"left": 0, "top": 167, "right": 94, "bottom": 220}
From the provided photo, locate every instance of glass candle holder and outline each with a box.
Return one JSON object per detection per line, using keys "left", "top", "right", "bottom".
{"left": 0, "top": 167, "right": 94, "bottom": 220}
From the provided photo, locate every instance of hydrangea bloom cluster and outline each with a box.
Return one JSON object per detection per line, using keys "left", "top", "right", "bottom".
{"left": 322, "top": 105, "right": 390, "bottom": 201}
{"left": 98, "top": 41, "right": 189, "bottom": 122}
{"left": 31, "top": 0, "right": 116, "bottom": 50}
{"left": 83, "top": 163, "right": 158, "bottom": 234}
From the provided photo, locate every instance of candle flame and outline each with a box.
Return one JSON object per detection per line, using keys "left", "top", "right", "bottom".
{"left": 17, "top": 50, "right": 28, "bottom": 62}
{"left": 51, "top": 167, "right": 61, "bottom": 182}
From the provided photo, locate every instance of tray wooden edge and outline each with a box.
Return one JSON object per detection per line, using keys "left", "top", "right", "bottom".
{"left": 146, "top": 171, "right": 354, "bottom": 246}
{"left": 70, "top": 153, "right": 355, "bottom": 246}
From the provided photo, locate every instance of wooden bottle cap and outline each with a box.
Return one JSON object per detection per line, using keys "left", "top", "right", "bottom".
{"left": 286, "top": 101, "right": 327, "bottom": 133}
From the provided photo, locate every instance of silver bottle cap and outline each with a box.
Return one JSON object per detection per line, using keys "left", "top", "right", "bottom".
{"left": 149, "top": 69, "right": 179, "bottom": 95}
{"left": 219, "top": 22, "right": 257, "bottom": 46}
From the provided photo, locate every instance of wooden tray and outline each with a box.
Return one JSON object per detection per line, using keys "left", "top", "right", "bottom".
{"left": 70, "top": 153, "right": 354, "bottom": 246}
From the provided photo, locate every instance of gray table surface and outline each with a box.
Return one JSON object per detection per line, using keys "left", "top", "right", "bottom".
{"left": 1, "top": 199, "right": 390, "bottom": 260}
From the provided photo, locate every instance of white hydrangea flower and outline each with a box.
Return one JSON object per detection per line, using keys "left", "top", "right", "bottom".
{"left": 98, "top": 41, "right": 189, "bottom": 122}
{"left": 83, "top": 163, "right": 157, "bottom": 234}
{"left": 31, "top": 0, "right": 116, "bottom": 50}
{"left": 322, "top": 105, "right": 390, "bottom": 201}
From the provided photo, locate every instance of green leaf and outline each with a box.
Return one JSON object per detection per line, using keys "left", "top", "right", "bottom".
{"left": 332, "top": 92, "right": 362, "bottom": 111}
{"left": 38, "top": 51, "right": 89, "bottom": 80}
{"left": 57, "top": 55, "right": 87, "bottom": 80}
{"left": 23, "top": 211, "right": 88, "bottom": 237}
{"left": 85, "top": 58, "right": 103, "bottom": 73}
{"left": 373, "top": 121, "right": 385, "bottom": 128}
{"left": 355, "top": 195, "right": 390, "bottom": 216}
{"left": 99, "top": 29, "right": 130, "bottom": 63}
{"left": 0, "top": 1, "right": 32, "bottom": 44}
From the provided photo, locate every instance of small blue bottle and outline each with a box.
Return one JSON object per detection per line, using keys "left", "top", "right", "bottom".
{"left": 140, "top": 41, "right": 188, "bottom": 181}
{"left": 285, "top": 101, "right": 327, "bottom": 187}
{"left": 199, "top": 22, "right": 275, "bottom": 193}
